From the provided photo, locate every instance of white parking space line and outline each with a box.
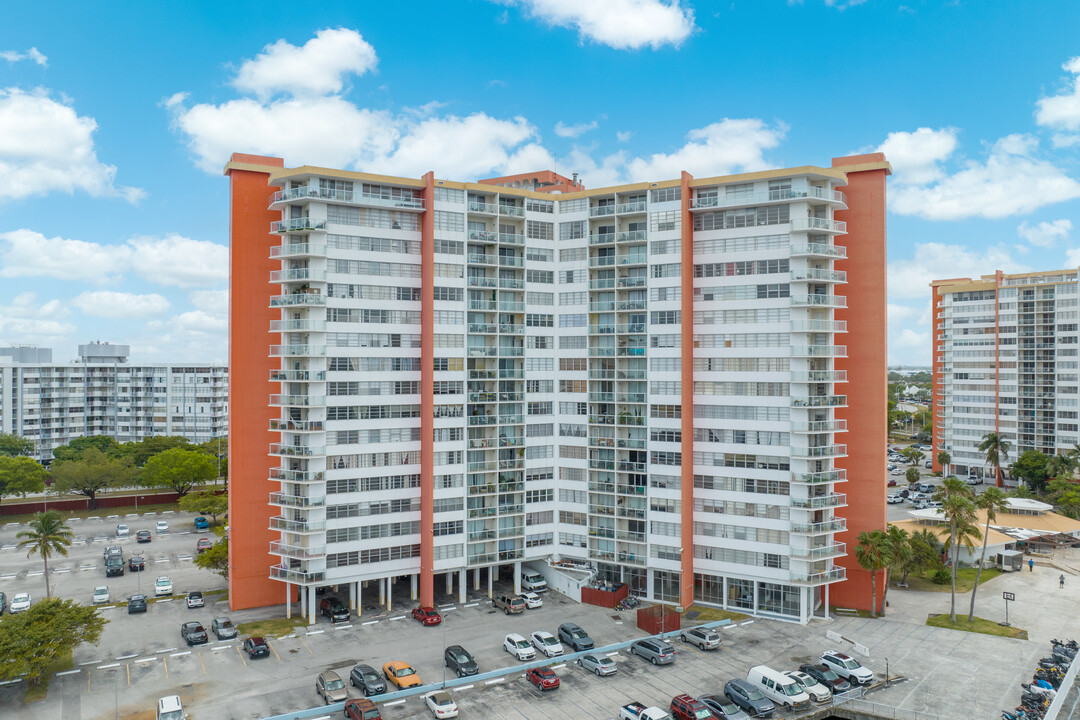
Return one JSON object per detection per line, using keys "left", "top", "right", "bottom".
{"left": 389, "top": 615, "right": 406, "bottom": 621}
{"left": 1, "top": 544, "right": 16, "bottom": 551}
{"left": 154, "top": 558, "right": 170, "bottom": 563}
{"left": 157, "top": 598, "right": 173, "bottom": 603}
{"left": 0, "top": 574, "right": 16, "bottom": 580}
{"left": 116, "top": 654, "right": 137, "bottom": 660}
{"left": 606, "top": 651, "right": 620, "bottom": 657}
{"left": 56, "top": 669, "right": 81, "bottom": 676}
{"left": 98, "top": 663, "right": 120, "bottom": 669}
{"left": 135, "top": 657, "right": 156, "bottom": 664}
{"left": 211, "top": 645, "right": 232, "bottom": 651}
{"left": 464, "top": 602, "right": 479, "bottom": 608}
{"left": 484, "top": 677, "right": 505, "bottom": 685}
{"left": 169, "top": 651, "right": 190, "bottom": 658}
{"left": 306, "top": 629, "right": 324, "bottom": 636}
{"left": 438, "top": 604, "right": 457, "bottom": 609}
{"left": 457, "top": 684, "right": 474, "bottom": 691}
{"left": 107, "top": 514, "right": 119, "bottom": 519}
{"left": 309, "top": 716, "right": 331, "bottom": 720}
{"left": 740, "top": 620, "right": 755, "bottom": 626}
{"left": 441, "top": 607, "right": 457, "bottom": 612}
{"left": 126, "top": 513, "right": 139, "bottom": 517}
{"left": 177, "top": 530, "right": 191, "bottom": 535}
{"left": 157, "top": 648, "right": 178, "bottom": 654}
{"left": 54, "top": 568, "right": 71, "bottom": 574}
{"left": 335, "top": 624, "right": 353, "bottom": 630}
{"left": 383, "top": 700, "right": 406, "bottom": 707}
{"left": 552, "top": 663, "right": 566, "bottom": 669}
{"left": 161, "top": 510, "right": 174, "bottom": 514}
{"left": 361, "top": 620, "right": 378, "bottom": 626}
{"left": 0, "top": 678, "right": 23, "bottom": 686}
{"left": 178, "top": 555, "right": 193, "bottom": 561}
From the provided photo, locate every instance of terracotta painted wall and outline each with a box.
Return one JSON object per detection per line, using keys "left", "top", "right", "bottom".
{"left": 226, "top": 153, "right": 285, "bottom": 610}
{"left": 830, "top": 154, "right": 889, "bottom": 613}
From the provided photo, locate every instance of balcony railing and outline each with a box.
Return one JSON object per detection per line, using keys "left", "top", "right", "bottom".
{"left": 789, "top": 567, "right": 846, "bottom": 585}
{"left": 792, "top": 470, "right": 847, "bottom": 484}
{"left": 589, "top": 205, "right": 616, "bottom": 217}
{"left": 271, "top": 293, "right": 326, "bottom": 308}
{"left": 789, "top": 370, "right": 847, "bottom": 383}
{"left": 269, "top": 369, "right": 326, "bottom": 382}
{"left": 268, "top": 443, "right": 325, "bottom": 457}
{"left": 270, "top": 268, "right": 326, "bottom": 283}
{"left": 270, "top": 565, "right": 325, "bottom": 584}
{"left": 468, "top": 230, "right": 499, "bottom": 242}
{"left": 271, "top": 186, "right": 424, "bottom": 210}
{"left": 271, "top": 218, "right": 327, "bottom": 233}
{"left": 790, "top": 420, "right": 848, "bottom": 433}
{"left": 791, "top": 395, "right": 847, "bottom": 408}
{"left": 790, "top": 519, "right": 847, "bottom": 534}
{"left": 269, "top": 516, "right": 325, "bottom": 533}
{"left": 468, "top": 253, "right": 496, "bottom": 265}
{"left": 498, "top": 204, "right": 524, "bottom": 217}
{"left": 791, "top": 493, "right": 847, "bottom": 509}
{"left": 589, "top": 233, "right": 615, "bottom": 245}
{"left": 790, "top": 242, "right": 846, "bottom": 259}
{"left": 790, "top": 217, "right": 847, "bottom": 234}
{"left": 269, "top": 541, "right": 326, "bottom": 559}
{"left": 691, "top": 187, "right": 846, "bottom": 210}
{"left": 468, "top": 201, "right": 498, "bottom": 214}
{"left": 616, "top": 201, "right": 646, "bottom": 214}
{"left": 789, "top": 542, "right": 846, "bottom": 560}
{"left": 270, "top": 319, "right": 326, "bottom": 332}
{"left": 269, "top": 468, "right": 324, "bottom": 483}
{"left": 790, "top": 345, "right": 848, "bottom": 358}
{"left": 790, "top": 294, "right": 846, "bottom": 308}
{"left": 269, "top": 491, "right": 326, "bottom": 507}
{"left": 270, "top": 243, "right": 326, "bottom": 259}
{"left": 269, "top": 394, "right": 325, "bottom": 407}
{"left": 269, "top": 344, "right": 326, "bottom": 357}
{"left": 790, "top": 320, "right": 848, "bottom": 334}
{"left": 618, "top": 230, "right": 647, "bottom": 243}
{"left": 790, "top": 445, "right": 847, "bottom": 460}
{"left": 269, "top": 419, "right": 325, "bottom": 432}
{"left": 791, "top": 268, "right": 847, "bottom": 283}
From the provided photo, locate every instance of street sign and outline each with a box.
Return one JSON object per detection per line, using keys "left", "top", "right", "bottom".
{"left": 1003, "top": 591, "right": 1015, "bottom": 601}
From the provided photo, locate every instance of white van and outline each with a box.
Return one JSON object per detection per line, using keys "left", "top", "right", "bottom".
{"left": 156, "top": 695, "right": 186, "bottom": 720}
{"left": 521, "top": 569, "right": 547, "bottom": 592}
{"left": 746, "top": 665, "right": 811, "bottom": 711}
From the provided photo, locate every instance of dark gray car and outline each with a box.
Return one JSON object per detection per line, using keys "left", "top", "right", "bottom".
{"left": 444, "top": 644, "right": 479, "bottom": 677}
{"left": 349, "top": 664, "right": 386, "bottom": 696}
{"left": 211, "top": 616, "right": 237, "bottom": 639}
{"left": 629, "top": 638, "right": 676, "bottom": 665}
{"left": 699, "top": 695, "right": 751, "bottom": 720}
{"left": 0, "top": 591, "right": 6, "bottom": 614}
{"left": 725, "top": 679, "right": 775, "bottom": 718}
{"left": 558, "top": 622, "right": 594, "bottom": 651}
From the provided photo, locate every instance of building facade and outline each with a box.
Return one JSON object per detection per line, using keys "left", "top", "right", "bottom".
{"left": 0, "top": 342, "right": 228, "bottom": 464}
{"left": 226, "top": 153, "right": 889, "bottom": 623}
{"left": 931, "top": 270, "right": 1080, "bottom": 481}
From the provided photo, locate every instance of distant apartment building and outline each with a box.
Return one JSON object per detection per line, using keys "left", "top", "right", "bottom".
{"left": 227, "top": 152, "right": 890, "bottom": 623}
{"left": 931, "top": 270, "right": 1080, "bottom": 482}
{"left": 0, "top": 342, "right": 228, "bottom": 463}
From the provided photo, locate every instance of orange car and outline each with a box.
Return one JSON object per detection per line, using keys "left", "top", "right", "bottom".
{"left": 383, "top": 661, "right": 421, "bottom": 689}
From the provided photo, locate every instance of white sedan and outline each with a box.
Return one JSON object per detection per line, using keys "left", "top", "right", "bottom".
{"left": 887, "top": 493, "right": 904, "bottom": 504}
{"left": 521, "top": 591, "right": 543, "bottom": 609}
{"left": 93, "top": 586, "right": 110, "bottom": 604}
{"left": 425, "top": 691, "right": 459, "bottom": 719}
{"left": 10, "top": 592, "right": 31, "bottom": 613}
{"left": 155, "top": 576, "right": 173, "bottom": 596}
{"left": 785, "top": 670, "right": 832, "bottom": 703}
{"left": 530, "top": 630, "right": 564, "bottom": 657}
{"left": 115, "top": 524, "right": 130, "bottom": 537}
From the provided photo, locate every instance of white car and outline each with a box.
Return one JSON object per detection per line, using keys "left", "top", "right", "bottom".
{"left": 156, "top": 695, "right": 186, "bottom": 720}
{"left": 503, "top": 633, "right": 535, "bottom": 661}
{"left": 820, "top": 651, "right": 874, "bottom": 685}
{"left": 784, "top": 670, "right": 832, "bottom": 702}
{"left": 155, "top": 576, "right": 173, "bottom": 597}
{"left": 116, "top": 524, "right": 130, "bottom": 537}
{"left": 425, "top": 691, "right": 459, "bottom": 719}
{"left": 10, "top": 592, "right": 31, "bottom": 613}
{"left": 155, "top": 520, "right": 169, "bottom": 534}
{"left": 889, "top": 468, "right": 904, "bottom": 475}
{"left": 531, "top": 630, "right": 564, "bottom": 657}
{"left": 887, "top": 493, "right": 904, "bottom": 504}
{"left": 93, "top": 586, "right": 110, "bottom": 604}
{"left": 521, "top": 591, "right": 543, "bottom": 609}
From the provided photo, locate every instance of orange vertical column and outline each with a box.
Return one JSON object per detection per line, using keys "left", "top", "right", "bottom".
{"left": 679, "top": 171, "right": 695, "bottom": 609}
{"left": 829, "top": 154, "right": 889, "bottom": 613}
{"left": 419, "top": 171, "right": 435, "bottom": 606}
{"left": 225, "top": 153, "right": 285, "bottom": 611}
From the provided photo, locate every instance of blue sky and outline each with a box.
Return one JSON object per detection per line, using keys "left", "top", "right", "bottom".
{"left": 2, "top": 0, "right": 1080, "bottom": 365}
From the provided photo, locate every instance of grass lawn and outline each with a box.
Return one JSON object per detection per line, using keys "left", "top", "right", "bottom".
{"left": 236, "top": 616, "right": 307, "bottom": 638}
{"left": 927, "top": 613, "right": 1028, "bottom": 639}
{"left": 900, "top": 568, "right": 1002, "bottom": 594}
{"left": 683, "top": 605, "right": 750, "bottom": 623}
{"left": 23, "top": 649, "right": 73, "bottom": 703}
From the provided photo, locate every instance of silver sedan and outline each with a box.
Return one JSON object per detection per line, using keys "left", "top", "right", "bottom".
{"left": 577, "top": 653, "right": 617, "bottom": 676}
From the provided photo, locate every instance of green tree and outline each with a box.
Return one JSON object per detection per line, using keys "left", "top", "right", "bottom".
{"left": 50, "top": 448, "right": 135, "bottom": 509}
{"left": 854, "top": 529, "right": 893, "bottom": 618}
{"left": 937, "top": 450, "right": 951, "bottom": 477}
{"left": 51, "top": 435, "right": 123, "bottom": 463}
{"left": 0, "top": 455, "right": 47, "bottom": 507}
{"left": 120, "top": 436, "right": 191, "bottom": 467}
{"left": 140, "top": 447, "right": 216, "bottom": 497}
{"left": 979, "top": 431, "right": 1011, "bottom": 489}
{"left": 905, "top": 467, "right": 921, "bottom": 487}
{"left": 968, "top": 487, "right": 1008, "bottom": 622}
{"left": 0, "top": 432, "right": 34, "bottom": 458}
{"left": 1047, "top": 476, "right": 1080, "bottom": 519}
{"left": 197, "top": 437, "right": 228, "bottom": 487}
{"left": 0, "top": 598, "right": 106, "bottom": 685}
{"left": 1011, "top": 450, "right": 1050, "bottom": 492}
{"left": 16, "top": 511, "right": 73, "bottom": 598}
{"left": 909, "top": 528, "right": 944, "bottom": 575}
{"left": 178, "top": 491, "right": 227, "bottom": 524}
{"left": 193, "top": 527, "right": 228, "bottom": 580}
{"left": 900, "top": 447, "right": 926, "bottom": 466}
{"left": 934, "top": 477, "right": 976, "bottom": 622}
{"left": 884, "top": 525, "right": 914, "bottom": 607}
{"left": 1046, "top": 453, "right": 1074, "bottom": 483}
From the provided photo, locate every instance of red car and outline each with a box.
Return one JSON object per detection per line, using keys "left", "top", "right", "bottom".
{"left": 196, "top": 538, "right": 213, "bottom": 553}
{"left": 411, "top": 606, "right": 441, "bottom": 626}
{"left": 671, "top": 694, "right": 717, "bottom": 720}
{"left": 526, "top": 666, "right": 560, "bottom": 691}
{"left": 887, "top": 479, "right": 898, "bottom": 487}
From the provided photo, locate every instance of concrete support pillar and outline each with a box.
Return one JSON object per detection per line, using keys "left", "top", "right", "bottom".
{"left": 487, "top": 567, "right": 493, "bottom": 599}
{"left": 308, "top": 586, "right": 316, "bottom": 625}
{"left": 286, "top": 582, "right": 292, "bottom": 619}
{"left": 349, "top": 581, "right": 357, "bottom": 611}
{"left": 752, "top": 581, "right": 759, "bottom": 616}
{"left": 824, "top": 584, "right": 830, "bottom": 620}
{"left": 387, "top": 576, "right": 393, "bottom": 612}
{"left": 513, "top": 561, "right": 521, "bottom": 595}
{"left": 446, "top": 571, "right": 453, "bottom": 596}
{"left": 379, "top": 578, "right": 385, "bottom": 606}
{"left": 300, "top": 584, "right": 307, "bottom": 617}
{"left": 411, "top": 574, "right": 418, "bottom": 602}
{"left": 458, "top": 569, "right": 466, "bottom": 604}
{"left": 473, "top": 568, "right": 481, "bottom": 591}
{"left": 357, "top": 581, "right": 362, "bottom": 617}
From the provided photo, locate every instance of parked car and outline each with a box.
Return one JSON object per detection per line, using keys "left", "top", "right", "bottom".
{"left": 917, "top": 482, "right": 937, "bottom": 493}
{"left": 180, "top": 622, "right": 208, "bottom": 646}
{"left": 186, "top": 591, "right": 204, "bottom": 609}
{"left": 493, "top": 594, "right": 525, "bottom": 614}
{"left": 747, "top": 666, "right": 810, "bottom": 711}
{"left": 105, "top": 555, "right": 124, "bottom": 577}
{"left": 383, "top": 661, "right": 421, "bottom": 689}
{"left": 127, "top": 594, "right": 147, "bottom": 614}
{"left": 671, "top": 694, "right": 716, "bottom": 720}
{"left": 103, "top": 545, "right": 123, "bottom": 560}
{"left": 319, "top": 596, "right": 350, "bottom": 623}
{"left": 889, "top": 468, "right": 904, "bottom": 475}
{"left": 316, "top": 670, "right": 348, "bottom": 704}
{"left": 520, "top": 569, "right": 548, "bottom": 592}
{"left": 887, "top": 493, "right": 904, "bottom": 504}
{"left": 116, "top": 524, "right": 130, "bottom": 537}
{"left": 526, "top": 666, "right": 560, "bottom": 691}
{"left": 350, "top": 664, "right": 386, "bottom": 695}
{"left": 531, "top": 630, "right": 564, "bottom": 657}
{"left": 783, "top": 670, "right": 832, "bottom": 703}
{"left": 443, "top": 645, "right": 478, "bottom": 677}
{"left": 629, "top": 638, "right": 676, "bottom": 665}
{"left": 211, "top": 616, "right": 237, "bottom": 639}
{"left": 155, "top": 576, "right": 173, "bottom": 596}
{"left": 412, "top": 605, "right": 442, "bottom": 626}
{"left": 0, "top": 591, "right": 6, "bottom": 615}
{"left": 128, "top": 555, "right": 145, "bottom": 571}
{"left": 558, "top": 622, "right": 594, "bottom": 651}
{"left": 887, "top": 479, "right": 898, "bottom": 487}
{"left": 196, "top": 538, "right": 213, "bottom": 553}
{"left": 242, "top": 637, "right": 270, "bottom": 658}
{"left": 156, "top": 695, "right": 186, "bottom": 720}
{"left": 521, "top": 590, "right": 543, "bottom": 608}
{"left": 136, "top": 530, "right": 152, "bottom": 543}
{"left": 680, "top": 626, "right": 721, "bottom": 650}
{"left": 425, "top": 690, "right": 459, "bottom": 718}
{"left": 798, "top": 663, "right": 851, "bottom": 693}
{"left": 344, "top": 698, "right": 382, "bottom": 720}
{"left": 724, "top": 678, "right": 775, "bottom": 718}
{"left": 577, "top": 652, "right": 617, "bottom": 676}
{"left": 504, "top": 633, "right": 536, "bottom": 660}
{"left": 155, "top": 520, "right": 169, "bottom": 534}
{"left": 194, "top": 516, "right": 209, "bottom": 530}
{"left": 925, "top": 460, "right": 933, "bottom": 469}
{"left": 966, "top": 475, "right": 981, "bottom": 485}
{"left": 820, "top": 651, "right": 874, "bottom": 685}
{"left": 92, "top": 586, "right": 110, "bottom": 604}
{"left": 698, "top": 695, "right": 750, "bottom": 720}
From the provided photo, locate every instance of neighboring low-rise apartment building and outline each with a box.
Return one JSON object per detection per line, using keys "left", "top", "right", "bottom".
{"left": 0, "top": 342, "right": 228, "bottom": 463}
{"left": 932, "top": 269, "right": 1080, "bottom": 481}
{"left": 226, "top": 152, "right": 890, "bottom": 623}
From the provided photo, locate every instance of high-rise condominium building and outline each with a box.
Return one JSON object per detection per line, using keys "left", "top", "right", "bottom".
{"left": 0, "top": 342, "right": 228, "bottom": 464}
{"left": 931, "top": 270, "right": 1080, "bottom": 481}
{"left": 227, "top": 152, "right": 889, "bottom": 623}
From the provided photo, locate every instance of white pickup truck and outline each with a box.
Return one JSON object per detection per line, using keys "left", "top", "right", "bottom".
{"left": 620, "top": 702, "right": 671, "bottom": 720}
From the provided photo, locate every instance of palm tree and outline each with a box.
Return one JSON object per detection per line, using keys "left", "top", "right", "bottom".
{"left": 934, "top": 476, "right": 976, "bottom": 622}
{"left": 968, "top": 487, "right": 1007, "bottom": 622}
{"left": 883, "top": 524, "right": 913, "bottom": 607}
{"left": 937, "top": 450, "right": 951, "bottom": 477}
{"left": 1046, "top": 453, "right": 1074, "bottom": 483}
{"left": 16, "top": 510, "right": 73, "bottom": 598}
{"left": 978, "top": 432, "right": 1011, "bottom": 488}
{"left": 854, "top": 529, "right": 893, "bottom": 618}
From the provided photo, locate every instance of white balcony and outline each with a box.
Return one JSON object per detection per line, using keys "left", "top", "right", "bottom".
{"left": 790, "top": 217, "right": 847, "bottom": 234}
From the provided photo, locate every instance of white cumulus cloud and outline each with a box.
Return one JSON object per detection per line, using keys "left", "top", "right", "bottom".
{"left": 499, "top": 0, "right": 696, "bottom": 50}
{"left": 1036, "top": 56, "right": 1080, "bottom": 132}
{"left": 0, "top": 47, "right": 48, "bottom": 67}
{"left": 0, "top": 88, "right": 144, "bottom": 202}
{"left": 0, "top": 292, "right": 76, "bottom": 342}
{"left": 189, "top": 289, "right": 228, "bottom": 315}
{"left": 554, "top": 120, "right": 599, "bottom": 138}
{"left": 623, "top": 118, "right": 786, "bottom": 182}
{"left": 231, "top": 28, "right": 378, "bottom": 100}
{"left": 126, "top": 234, "right": 228, "bottom": 288}
{"left": 0, "top": 229, "right": 130, "bottom": 282}
{"left": 887, "top": 242, "right": 1030, "bottom": 300}
{"left": 72, "top": 291, "right": 171, "bottom": 319}
{"left": 875, "top": 127, "right": 958, "bottom": 185}
{"left": 1017, "top": 219, "right": 1072, "bottom": 248}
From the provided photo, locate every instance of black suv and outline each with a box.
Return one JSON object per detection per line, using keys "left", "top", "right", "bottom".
{"left": 725, "top": 678, "right": 775, "bottom": 718}
{"left": 180, "top": 621, "right": 208, "bottom": 646}
{"left": 444, "top": 645, "right": 479, "bottom": 677}
{"left": 105, "top": 555, "right": 125, "bottom": 577}
{"left": 349, "top": 664, "right": 386, "bottom": 696}
{"left": 557, "top": 622, "right": 594, "bottom": 651}
{"left": 319, "top": 596, "right": 349, "bottom": 622}
{"left": 798, "top": 663, "right": 851, "bottom": 693}
{"left": 128, "top": 594, "right": 147, "bottom": 614}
